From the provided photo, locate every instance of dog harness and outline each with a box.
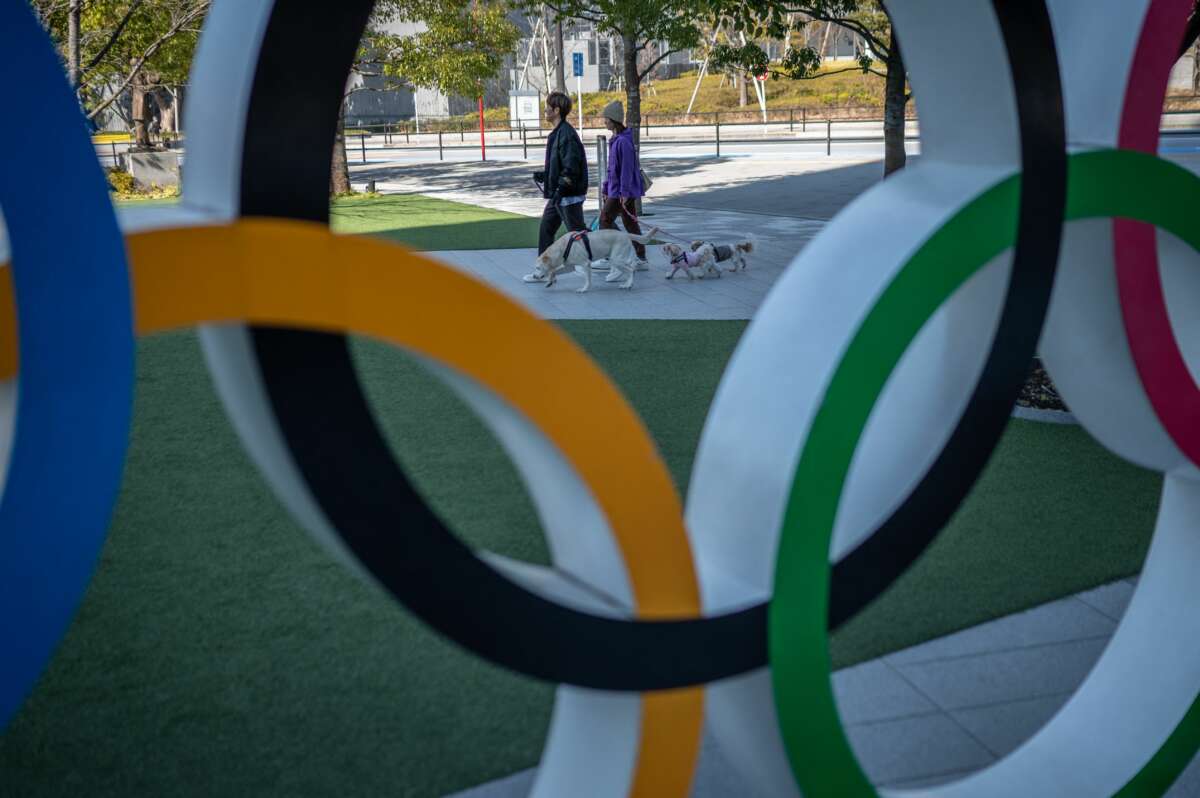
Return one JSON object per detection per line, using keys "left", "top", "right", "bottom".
{"left": 670, "top": 250, "right": 704, "bottom": 268}
{"left": 562, "top": 231, "right": 594, "bottom": 262}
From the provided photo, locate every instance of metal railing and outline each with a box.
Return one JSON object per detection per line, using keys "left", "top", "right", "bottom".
{"left": 341, "top": 117, "right": 918, "bottom": 163}
{"left": 342, "top": 104, "right": 912, "bottom": 141}
{"left": 91, "top": 108, "right": 1200, "bottom": 169}
{"left": 334, "top": 108, "right": 1200, "bottom": 164}
{"left": 93, "top": 135, "right": 185, "bottom": 170}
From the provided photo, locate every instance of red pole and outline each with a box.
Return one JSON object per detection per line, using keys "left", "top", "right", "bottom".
{"left": 478, "top": 96, "right": 486, "bottom": 162}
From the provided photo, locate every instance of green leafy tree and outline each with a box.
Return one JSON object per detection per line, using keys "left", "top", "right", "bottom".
{"left": 517, "top": 0, "right": 705, "bottom": 147}
{"left": 704, "top": 0, "right": 907, "bottom": 174}
{"left": 331, "top": 0, "right": 520, "bottom": 193}
{"left": 32, "top": 0, "right": 209, "bottom": 146}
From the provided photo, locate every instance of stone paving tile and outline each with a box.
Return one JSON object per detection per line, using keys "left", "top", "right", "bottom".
{"left": 1075, "top": 579, "right": 1137, "bottom": 622}
{"left": 689, "top": 731, "right": 771, "bottom": 798}
{"left": 441, "top": 578, "right": 1200, "bottom": 797}
{"left": 884, "top": 596, "right": 1117, "bottom": 667}
{"left": 429, "top": 246, "right": 772, "bottom": 320}
{"left": 948, "top": 692, "right": 1073, "bottom": 757}
{"left": 893, "top": 637, "right": 1110, "bottom": 711}
{"left": 880, "top": 766, "right": 989, "bottom": 790}
{"left": 832, "top": 659, "right": 938, "bottom": 725}
{"left": 845, "top": 712, "right": 995, "bottom": 786}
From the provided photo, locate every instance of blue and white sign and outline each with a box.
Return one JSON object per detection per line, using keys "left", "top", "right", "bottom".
{"left": 572, "top": 52, "right": 583, "bottom": 77}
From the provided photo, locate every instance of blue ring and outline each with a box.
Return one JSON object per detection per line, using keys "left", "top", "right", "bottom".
{"left": 0, "top": 5, "right": 134, "bottom": 729}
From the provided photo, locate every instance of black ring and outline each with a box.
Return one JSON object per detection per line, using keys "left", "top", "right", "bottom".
{"left": 236, "top": 0, "right": 766, "bottom": 691}
{"left": 236, "top": 0, "right": 1065, "bottom": 690}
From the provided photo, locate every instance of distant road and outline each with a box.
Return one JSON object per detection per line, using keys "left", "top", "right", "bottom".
{"left": 94, "top": 123, "right": 1200, "bottom": 170}
{"left": 335, "top": 132, "right": 1200, "bottom": 166}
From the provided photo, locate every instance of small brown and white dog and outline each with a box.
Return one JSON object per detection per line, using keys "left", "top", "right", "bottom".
{"left": 663, "top": 242, "right": 721, "bottom": 280}
{"left": 524, "top": 227, "right": 660, "bottom": 292}
{"left": 690, "top": 238, "right": 756, "bottom": 272}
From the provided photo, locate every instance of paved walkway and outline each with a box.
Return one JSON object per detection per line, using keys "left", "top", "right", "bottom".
{"left": 361, "top": 155, "right": 886, "bottom": 319}
{"left": 447, "top": 577, "right": 1200, "bottom": 797}
{"left": 364, "top": 149, "right": 1200, "bottom": 322}
{"left": 354, "top": 151, "right": 886, "bottom": 221}
{"left": 430, "top": 223, "right": 817, "bottom": 320}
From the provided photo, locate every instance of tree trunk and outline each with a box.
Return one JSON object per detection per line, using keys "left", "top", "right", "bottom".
{"left": 737, "top": 71, "right": 747, "bottom": 106}
{"left": 331, "top": 103, "right": 351, "bottom": 195}
{"left": 882, "top": 27, "right": 908, "bottom": 176}
{"left": 67, "top": 0, "right": 81, "bottom": 89}
{"left": 553, "top": 13, "right": 567, "bottom": 92}
{"left": 131, "top": 71, "right": 152, "bottom": 148}
{"left": 622, "top": 32, "right": 641, "bottom": 150}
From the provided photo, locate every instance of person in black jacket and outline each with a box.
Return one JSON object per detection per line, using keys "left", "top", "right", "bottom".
{"left": 533, "top": 91, "right": 589, "bottom": 255}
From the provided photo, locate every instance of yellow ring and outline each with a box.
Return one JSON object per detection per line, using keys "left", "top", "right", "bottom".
{"left": 0, "top": 218, "right": 702, "bottom": 796}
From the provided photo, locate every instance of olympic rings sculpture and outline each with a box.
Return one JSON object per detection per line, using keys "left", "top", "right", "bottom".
{"left": 2, "top": 0, "right": 1200, "bottom": 794}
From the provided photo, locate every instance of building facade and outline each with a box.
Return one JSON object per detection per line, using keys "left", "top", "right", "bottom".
{"left": 343, "top": 18, "right": 512, "bottom": 125}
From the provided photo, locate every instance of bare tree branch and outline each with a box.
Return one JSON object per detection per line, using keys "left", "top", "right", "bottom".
{"left": 776, "top": 8, "right": 889, "bottom": 59}
{"left": 80, "top": 0, "right": 147, "bottom": 77}
{"left": 31, "top": 0, "right": 73, "bottom": 27}
{"left": 538, "top": 0, "right": 605, "bottom": 26}
{"left": 84, "top": 3, "right": 208, "bottom": 120}
{"left": 637, "top": 46, "right": 680, "bottom": 80}
{"left": 771, "top": 63, "right": 880, "bottom": 80}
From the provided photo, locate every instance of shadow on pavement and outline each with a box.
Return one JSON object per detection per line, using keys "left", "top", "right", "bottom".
{"left": 645, "top": 158, "right": 889, "bottom": 220}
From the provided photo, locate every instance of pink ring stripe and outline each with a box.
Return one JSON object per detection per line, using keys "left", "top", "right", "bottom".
{"left": 1114, "top": 0, "right": 1200, "bottom": 467}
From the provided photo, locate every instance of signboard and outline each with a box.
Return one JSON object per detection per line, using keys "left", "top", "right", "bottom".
{"left": 507, "top": 90, "right": 540, "bottom": 129}
{"left": 573, "top": 52, "right": 584, "bottom": 77}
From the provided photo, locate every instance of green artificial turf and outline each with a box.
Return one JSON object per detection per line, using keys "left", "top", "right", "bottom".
{"left": 0, "top": 321, "right": 1162, "bottom": 797}
{"left": 108, "top": 193, "right": 546, "bottom": 251}
{"left": 330, "top": 194, "right": 545, "bottom": 250}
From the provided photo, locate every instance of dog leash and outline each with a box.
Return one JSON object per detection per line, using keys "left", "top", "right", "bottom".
{"left": 651, "top": 226, "right": 696, "bottom": 246}
{"left": 612, "top": 198, "right": 694, "bottom": 246}
{"left": 594, "top": 196, "right": 695, "bottom": 247}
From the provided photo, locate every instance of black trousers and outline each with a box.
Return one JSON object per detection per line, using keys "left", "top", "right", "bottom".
{"left": 538, "top": 199, "right": 587, "bottom": 255}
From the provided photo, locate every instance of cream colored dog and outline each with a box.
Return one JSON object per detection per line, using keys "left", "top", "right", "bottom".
{"left": 524, "top": 227, "right": 659, "bottom": 292}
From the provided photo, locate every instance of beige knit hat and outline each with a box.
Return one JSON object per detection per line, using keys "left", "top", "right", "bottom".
{"left": 601, "top": 100, "right": 625, "bottom": 125}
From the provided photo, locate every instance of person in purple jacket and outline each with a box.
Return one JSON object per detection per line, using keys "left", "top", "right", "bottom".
{"left": 598, "top": 101, "right": 648, "bottom": 266}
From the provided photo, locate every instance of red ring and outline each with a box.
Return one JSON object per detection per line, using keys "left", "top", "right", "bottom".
{"left": 1114, "top": 0, "right": 1200, "bottom": 467}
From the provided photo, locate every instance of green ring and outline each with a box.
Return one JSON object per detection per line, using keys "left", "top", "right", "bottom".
{"left": 769, "top": 148, "right": 1200, "bottom": 796}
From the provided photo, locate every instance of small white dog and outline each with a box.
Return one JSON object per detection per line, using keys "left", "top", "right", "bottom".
{"left": 524, "top": 227, "right": 659, "bottom": 292}
{"left": 690, "top": 238, "right": 756, "bottom": 272}
{"left": 663, "top": 242, "right": 721, "bottom": 280}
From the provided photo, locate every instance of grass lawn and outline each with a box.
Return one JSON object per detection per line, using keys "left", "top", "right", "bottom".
{"left": 584, "top": 67, "right": 887, "bottom": 117}
{"left": 330, "top": 193, "right": 542, "bottom": 250}
{"left": 0, "top": 320, "right": 1160, "bottom": 798}
{"left": 462, "top": 66, "right": 891, "bottom": 130}
{"left": 108, "top": 193, "right": 549, "bottom": 250}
